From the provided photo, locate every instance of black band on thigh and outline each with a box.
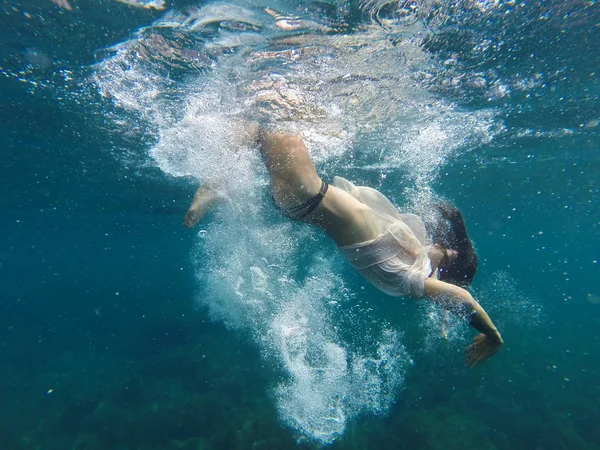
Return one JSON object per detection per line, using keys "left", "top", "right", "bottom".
{"left": 277, "top": 180, "right": 329, "bottom": 220}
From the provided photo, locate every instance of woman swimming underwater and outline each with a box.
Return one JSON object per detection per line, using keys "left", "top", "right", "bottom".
{"left": 184, "top": 129, "right": 503, "bottom": 367}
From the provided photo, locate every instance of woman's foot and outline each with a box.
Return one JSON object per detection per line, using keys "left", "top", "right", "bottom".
{"left": 183, "top": 185, "right": 223, "bottom": 228}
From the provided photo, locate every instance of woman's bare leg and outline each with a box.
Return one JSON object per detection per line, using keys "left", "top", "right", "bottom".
{"left": 258, "top": 130, "right": 323, "bottom": 209}
{"left": 183, "top": 185, "right": 225, "bottom": 228}
{"left": 182, "top": 129, "right": 324, "bottom": 228}
{"left": 182, "top": 122, "right": 259, "bottom": 228}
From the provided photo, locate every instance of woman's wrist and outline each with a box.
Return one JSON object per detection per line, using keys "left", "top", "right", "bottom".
{"left": 470, "top": 310, "right": 503, "bottom": 343}
{"left": 487, "top": 329, "right": 503, "bottom": 344}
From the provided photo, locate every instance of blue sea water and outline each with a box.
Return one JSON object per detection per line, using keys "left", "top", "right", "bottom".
{"left": 1, "top": 0, "right": 599, "bottom": 449}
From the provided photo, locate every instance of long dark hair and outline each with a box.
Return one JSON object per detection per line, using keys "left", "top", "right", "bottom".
{"left": 427, "top": 202, "right": 478, "bottom": 287}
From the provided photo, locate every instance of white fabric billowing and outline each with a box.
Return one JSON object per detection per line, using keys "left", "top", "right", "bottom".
{"left": 334, "top": 177, "right": 433, "bottom": 298}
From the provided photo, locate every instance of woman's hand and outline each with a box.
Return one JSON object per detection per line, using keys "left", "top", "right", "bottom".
{"left": 466, "top": 333, "right": 503, "bottom": 367}
{"left": 423, "top": 279, "right": 503, "bottom": 367}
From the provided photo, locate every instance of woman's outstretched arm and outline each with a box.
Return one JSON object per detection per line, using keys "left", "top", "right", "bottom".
{"left": 423, "top": 277, "right": 503, "bottom": 366}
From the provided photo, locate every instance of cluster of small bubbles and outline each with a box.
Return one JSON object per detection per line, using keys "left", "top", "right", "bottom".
{"left": 366, "top": 106, "right": 497, "bottom": 206}
{"left": 195, "top": 213, "right": 410, "bottom": 443}
{"left": 473, "top": 271, "right": 543, "bottom": 330}
{"left": 420, "top": 301, "right": 468, "bottom": 355}
{"left": 90, "top": 0, "right": 503, "bottom": 188}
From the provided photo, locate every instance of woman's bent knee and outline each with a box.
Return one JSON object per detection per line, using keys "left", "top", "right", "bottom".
{"left": 261, "top": 132, "right": 304, "bottom": 153}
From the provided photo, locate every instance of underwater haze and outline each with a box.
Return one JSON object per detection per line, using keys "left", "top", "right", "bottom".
{"left": 1, "top": 0, "right": 599, "bottom": 448}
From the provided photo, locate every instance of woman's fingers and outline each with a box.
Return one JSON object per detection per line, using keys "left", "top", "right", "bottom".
{"left": 465, "top": 333, "right": 500, "bottom": 367}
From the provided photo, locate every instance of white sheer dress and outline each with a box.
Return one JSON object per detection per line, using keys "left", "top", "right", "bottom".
{"left": 334, "top": 176, "right": 435, "bottom": 298}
